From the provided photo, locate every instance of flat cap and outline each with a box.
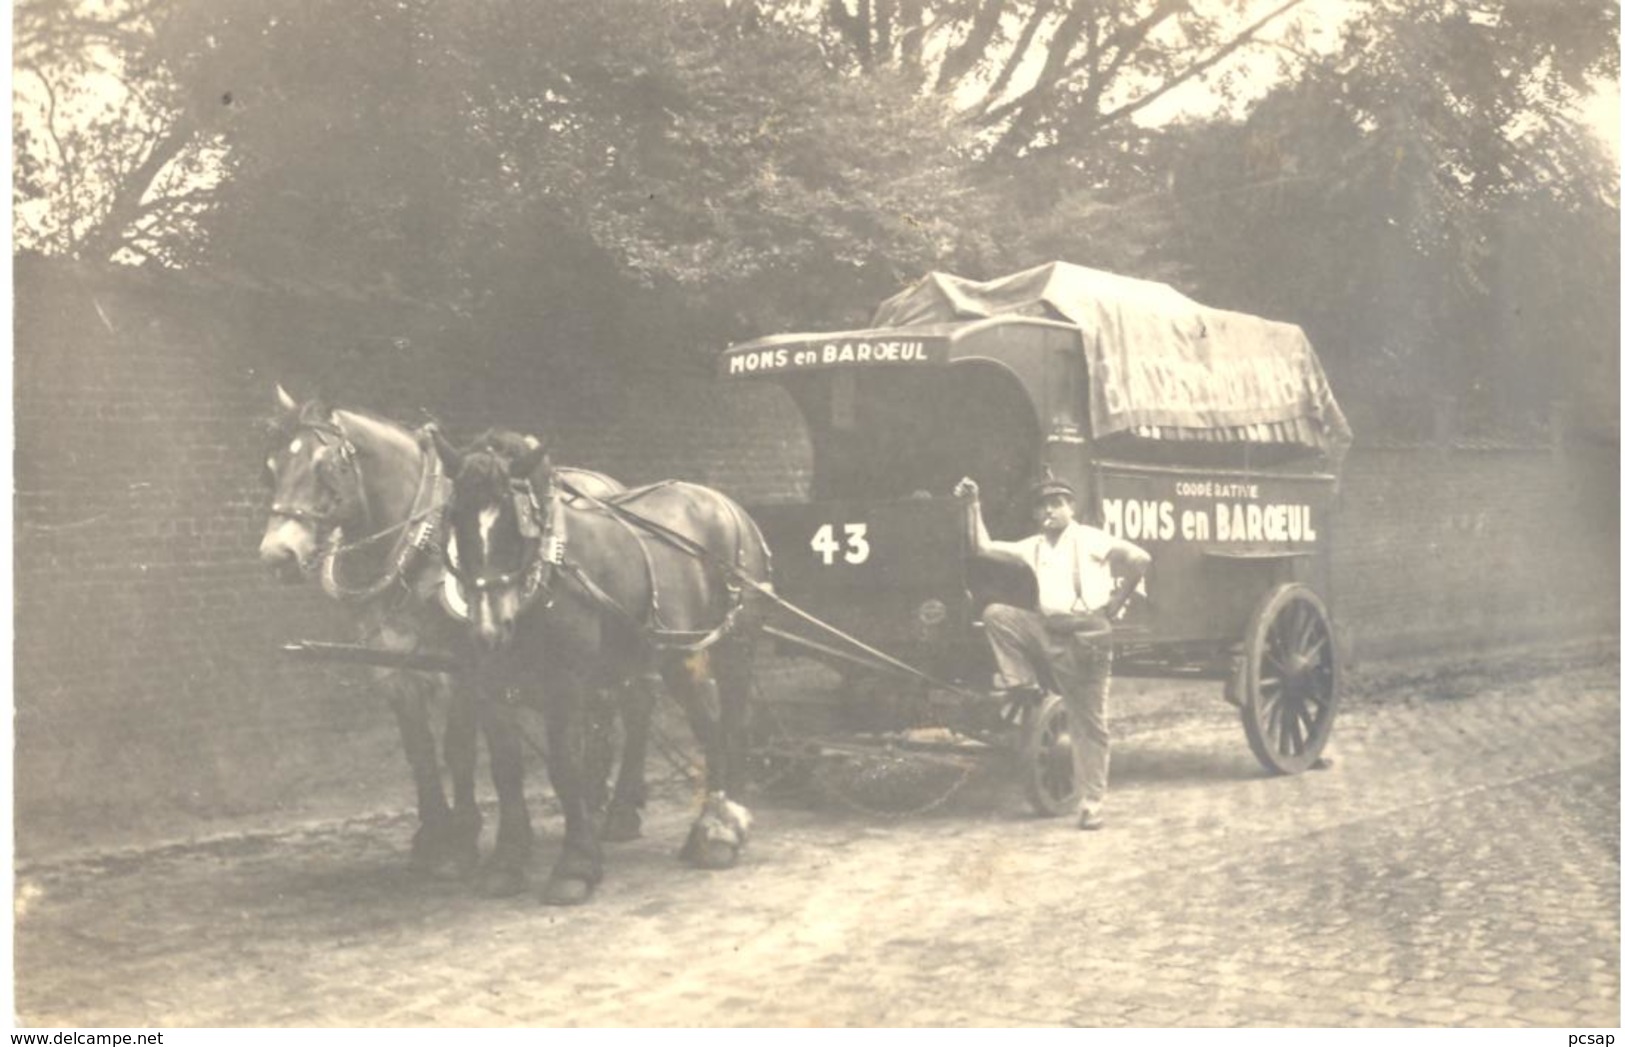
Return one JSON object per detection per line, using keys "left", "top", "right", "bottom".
{"left": 1029, "top": 478, "right": 1077, "bottom": 504}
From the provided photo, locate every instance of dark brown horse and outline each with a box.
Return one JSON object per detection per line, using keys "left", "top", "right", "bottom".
{"left": 257, "top": 390, "right": 652, "bottom": 878}
{"left": 434, "top": 430, "right": 771, "bottom": 905}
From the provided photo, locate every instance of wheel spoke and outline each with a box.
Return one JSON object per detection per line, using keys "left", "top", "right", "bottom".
{"left": 1258, "top": 686, "right": 1282, "bottom": 726}
{"left": 1283, "top": 701, "right": 1305, "bottom": 755}
{"left": 1297, "top": 599, "right": 1317, "bottom": 639}
{"left": 1272, "top": 616, "right": 1293, "bottom": 659}
{"left": 1266, "top": 692, "right": 1287, "bottom": 744}
{"left": 1296, "top": 627, "right": 1327, "bottom": 663}
{"left": 1267, "top": 611, "right": 1288, "bottom": 649}
{"left": 1282, "top": 601, "right": 1306, "bottom": 648}
{"left": 1300, "top": 621, "right": 1326, "bottom": 663}
{"left": 1295, "top": 699, "right": 1318, "bottom": 740}
{"left": 1271, "top": 700, "right": 1291, "bottom": 752}
{"left": 1301, "top": 602, "right": 1320, "bottom": 641}
{"left": 1244, "top": 587, "right": 1339, "bottom": 771}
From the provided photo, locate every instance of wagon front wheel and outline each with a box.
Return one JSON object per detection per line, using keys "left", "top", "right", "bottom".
{"left": 1238, "top": 583, "right": 1338, "bottom": 775}
{"left": 1021, "top": 693, "right": 1083, "bottom": 816}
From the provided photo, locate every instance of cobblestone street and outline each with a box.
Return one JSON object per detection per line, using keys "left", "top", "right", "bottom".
{"left": 15, "top": 650, "right": 1619, "bottom": 1027}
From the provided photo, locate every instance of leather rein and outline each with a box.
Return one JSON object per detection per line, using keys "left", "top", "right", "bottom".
{"left": 450, "top": 471, "right": 750, "bottom": 654}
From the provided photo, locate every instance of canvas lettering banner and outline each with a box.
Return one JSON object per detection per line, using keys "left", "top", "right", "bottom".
{"left": 719, "top": 335, "right": 950, "bottom": 377}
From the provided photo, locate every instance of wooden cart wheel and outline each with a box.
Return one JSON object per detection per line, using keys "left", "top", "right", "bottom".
{"left": 1238, "top": 583, "right": 1339, "bottom": 775}
{"left": 1021, "top": 693, "right": 1083, "bottom": 816}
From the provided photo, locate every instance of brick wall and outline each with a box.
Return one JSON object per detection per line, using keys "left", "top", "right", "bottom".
{"left": 12, "top": 262, "right": 809, "bottom": 857}
{"left": 13, "top": 262, "right": 1618, "bottom": 855}
{"left": 1332, "top": 442, "right": 1619, "bottom": 661}
{"left": 14, "top": 264, "right": 404, "bottom": 854}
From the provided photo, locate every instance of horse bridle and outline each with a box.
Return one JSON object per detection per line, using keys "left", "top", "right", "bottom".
{"left": 282, "top": 418, "right": 454, "bottom": 604}
{"left": 446, "top": 474, "right": 557, "bottom": 614}
{"left": 269, "top": 420, "right": 367, "bottom": 529}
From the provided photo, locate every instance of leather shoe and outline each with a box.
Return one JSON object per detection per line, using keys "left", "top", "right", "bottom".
{"left": 1076, "top": 809, "right": 1105, "bottom": 831}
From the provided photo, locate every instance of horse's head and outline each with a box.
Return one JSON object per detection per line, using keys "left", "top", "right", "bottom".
{"left": 435, "top": 429, "right": 551, "bottom": 652}
{"left": 258, "top": 385, "right": 369, "bottom": 583}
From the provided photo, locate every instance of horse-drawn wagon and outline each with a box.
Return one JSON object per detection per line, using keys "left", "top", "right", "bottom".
{"left": 265, "top": 262, "right": 1353, "bottom": 901}
{"left": 718, "top": 263, "right": 1353, "bottom": 811}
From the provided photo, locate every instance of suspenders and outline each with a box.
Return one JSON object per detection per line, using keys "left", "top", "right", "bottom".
{"left": 1072, "top": 535, "right": 1088, "bottom": 613}
{"left": 1030, "top": 527, "right": 1093, "bottom": 614}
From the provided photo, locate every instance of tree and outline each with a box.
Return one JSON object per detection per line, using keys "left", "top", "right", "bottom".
{"left": 13, "top": 0, "right": 225, "bottom": 264}
{"left": 783, "top": 1, "right": 1344, "bottom": 285}
{"left": 1160, "top": 0, "right": 1619, "bottom": 431}
{"left": 17, "top": 1, "right": 1306, "bottom": 333}
{"left": 136, "top": 0, "right": 1008, "bottom": 342}
{"left": 29, "top": 0, "right": 1611, "bottom": 416}
{"left": 814, "top": 0, "right": 1312, "bottom": 156}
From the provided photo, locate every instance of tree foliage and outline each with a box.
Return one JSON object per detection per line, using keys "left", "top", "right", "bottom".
{"left": 1160, "top": 0, "right": 1619, "bottom": 430}
{"left": 131, "top": 0, "right": 1019, "bottom": 341}
{"left": 13, "top": 0, "right": 224, "bottom": 262}
{"left": 13, "top": 0, "right": 1619, "bottom": 427}
{"left": 813, "top": 0, "right": 1310, "bottom": 157}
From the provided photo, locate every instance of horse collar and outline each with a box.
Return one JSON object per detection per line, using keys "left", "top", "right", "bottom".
{"left": 320, "top": 437, "right": 444, "bottom": 604}
{"left": 512, "top": 474, "right": 565, "bottom": 614}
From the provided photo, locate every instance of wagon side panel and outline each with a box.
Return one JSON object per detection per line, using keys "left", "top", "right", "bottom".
{"left": 749, "top": 498, "right": 975, "bottom": 677}
{"left": 1093, "top": 462, "right": 1338, "bottom": 661}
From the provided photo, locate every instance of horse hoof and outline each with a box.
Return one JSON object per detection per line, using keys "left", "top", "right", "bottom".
{"left": 599, "top": 805, "right": 642, "bottom": 843}
{"left": 407, "top": 849, "right": 437, "bottom": 876}
{"left": 421, "top": 858, "right": 471, "bottom": 883}
{"left": 680, "top": 834, "right": 741, "bottom": 870}
{"left": 408, "top": 843, "right": 457, "bottom": 880}
{"left": 452, "top": 845, "right": 482, "bottom": 880}
{"left": 480, "top": 865, "right": 527, "bottom": 898}
{"left": 452, "top": 814, "right": 484, "bottom": 852}
{"left": 541, "top": 876, "right": 596, "bottom": 906}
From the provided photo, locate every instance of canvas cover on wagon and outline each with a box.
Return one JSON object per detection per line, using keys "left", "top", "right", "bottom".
{"left": 872, "top": 262, "right": 1352, "bottom": 455}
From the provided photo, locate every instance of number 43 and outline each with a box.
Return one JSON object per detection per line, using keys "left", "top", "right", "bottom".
{"left": 811, "top": 522, "right": 870, "bottom": 565}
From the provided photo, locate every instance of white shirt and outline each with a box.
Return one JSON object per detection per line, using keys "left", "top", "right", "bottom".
{"left": 1007, "top": 522, "right": 1118, "bottom": 615}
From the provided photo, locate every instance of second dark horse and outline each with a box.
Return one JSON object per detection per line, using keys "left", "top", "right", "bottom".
{"left": 435, "top": 430, "right": 771, "bottom": 905}
{"left": 258, "top": 395, "right": 653, "bottom": 881}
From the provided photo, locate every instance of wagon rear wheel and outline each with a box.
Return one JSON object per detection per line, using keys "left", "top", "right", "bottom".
{"left": 1021, "top": 693, "right": 1083, "bottom": 816}
{"left": 1238, "top": 583, "right": 1338, "bottom": 775}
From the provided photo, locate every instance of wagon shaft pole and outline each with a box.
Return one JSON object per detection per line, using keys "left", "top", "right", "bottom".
{"left": 279, "top": 641, "right": 460, "bottom": 674}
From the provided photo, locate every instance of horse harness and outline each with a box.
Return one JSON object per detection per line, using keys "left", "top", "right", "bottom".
{"left": 482, "top": 472, "right": 756, "bottom": 654}
{"left": 271, "top": 417, "right": 450, "bottom": 604}
{"left": 269, "top": 418, "right": 363, "bottom": 526}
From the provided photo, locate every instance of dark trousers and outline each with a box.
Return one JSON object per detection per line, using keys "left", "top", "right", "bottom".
{"left": 982, "top": 603, "right": 1112, "bottom": 814}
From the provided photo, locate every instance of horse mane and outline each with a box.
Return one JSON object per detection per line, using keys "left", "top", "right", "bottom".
{"left": 264, "top": 398, "right": 426, "bottom": 453}
{"left": 470, "top": 429, "right": 540, "bottom": 460}
{"left": 452, "top": 449, "right": 512, "bottom": 510}
{"left": 452, "top": 429, "right": 545, "bottom": 510}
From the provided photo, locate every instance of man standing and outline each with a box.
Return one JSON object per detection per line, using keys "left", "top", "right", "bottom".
{"left": 954, "top": 476, "right": 1151, "bottom": 830}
